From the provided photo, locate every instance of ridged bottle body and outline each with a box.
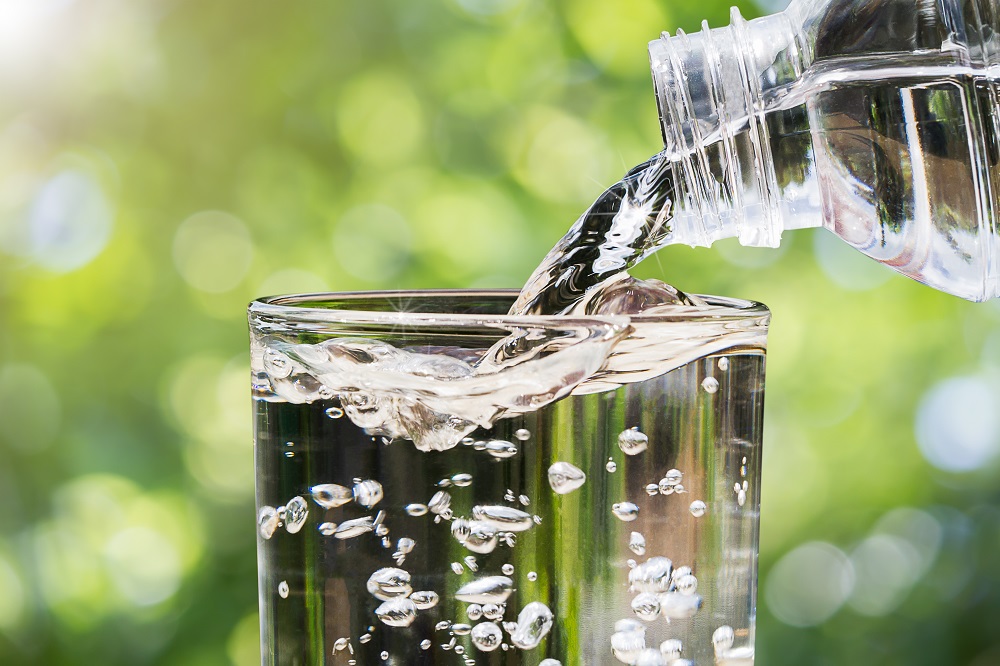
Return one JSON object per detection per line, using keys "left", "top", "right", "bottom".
{"left": 650, "top": 0, "right": 1000, "bottom": 301}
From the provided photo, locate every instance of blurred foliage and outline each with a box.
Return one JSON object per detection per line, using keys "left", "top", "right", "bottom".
{"left": 1, "top": 0, "right": 1000, "bottom": 664}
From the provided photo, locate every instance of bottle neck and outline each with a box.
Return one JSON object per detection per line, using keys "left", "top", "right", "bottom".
{"left": 648, "top": 7, "right": 817, "bottom": 249}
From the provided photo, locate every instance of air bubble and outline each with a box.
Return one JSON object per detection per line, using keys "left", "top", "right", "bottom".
{"left": 631, "top": 592, "right": 661, "bottom": 622}
{"left": 718, "top": 357, "right": 730, "bottom": 371}
{"left": 510, "top": 602, "right": 553, "bottom": 650}
{"left": 334, "top": 516, "right": 374, "bottom": 539}
{"left": 420, "top": 639, "right": 432, "bottom": 650}
{"left": 485, "top": 440, "right": 518, "bottom": 459}
{"left": 454, "top": 576, "right": 514, "bottom": 604}
{"left": 284, "top": 496, "right": 308, "bottom": 533}
{"left": 629, "top": 531, "right": 647, "bottom": 556}
{"left": 606, "top": 459, "right": 618, "bottom": 473}
{"left": 405, "top": 503, "right": 429, "bottom": 517}
{"left": 367, "top": 568, "right": 412, "bottom": 600}
{"left": 375, "top": 598, "right": 418, "bottom": 627}
{"left": 311, "top": 484, "right": 353, "bottom": 509}
{"left": 502, "top": 563, "right": 514, "bottom": 575}
{"left": 713, "top": 625, "right": 735, "bottom": 654}
{"left": 464, "top": 555, "right": 479, "bottom": 572}
{"left": 258, "top": 506, "right": 279, "bottom": 539}
{"left": 612, "top": 502, "right": 639, "bottom": 522}
{"left": 629, "top": 557, "right": 673, "bottom": 593}
{"left": 660, "top": 592, "right": 702, "bottom": 619}
{"left": 353, "top": 479, "right": 384, "bottom": 508}
{"left": 411, "top": 590, "right": 439, "bottom": 609}
{"left": 644, "top": 484, "right": 659, "bottom": 496}
{"left": 547, "top": 462, "right": 586, "bottom": 494}
{"left": 519, "top": 494, "right": 530, "bottom": 506}
{"left": 451, "top": 562, "right": 465, "bottom": 575}
{"left": 482, "top": 603, "right": 503, "bottom": 620}
{"left": 515, "top": 428, "right": 531, "bottom": 441}
{"left": 635, "top": 648, "right": 667, "bottom": 665}
{"left": 318, "top": 522, "right": 338, "bottom": 536}
{"left": 737, "top": 489, "right": 747, "bottom": 506}
{"left": 278, "top": 581, "right": 289, "bottom": 598}
{"left": 702, "top": 377, "right": 719, "bottom": 394}
{"left": 452, "top": 623, "right": 472, "bottom": 636}
{"left": 397, "top": 537, "right": 415, "bottom": 554}
{"left": 263, "top": 349, "right": 292, "bottom": 379}
{"left": 660, "top": 639, "right": 682, "bottom": 659}
{"left": 540, "top": 660, "right": 563, "bottom": 666}
{"left": 452, "top": 473, "right": 473, "bottom": 487}
{"left": 325, "top": 406, "right": 344, "bottom": 419}
{"left": 611, "top": 623, "right": 646, "bottom": 664}
{"left": 472, "top": 505, "right": 534, "bottom": 531}
{"left": 378, "top": 649, "right": 387, "bottom": 659}
{"left": 527, "top": 571, "right": 537, "bottom": 581}
{"left": 359, "top": 634, "right": 371, "bottom": 644}
{"left": 675, "top": 574, "right": 698, "bottom": 596}
{"left": 467, "top": 603, "right": 484, "bottom": 621}
{"left": 428, "top": 491, "right": 452, "bottom": 515}
{"left": 618, "top": 428, "right": 649, "bottom": 455}
{"left": 471, "top": 621, "right": 502, "bottom": 652}
{"left": 334, "top": 638, "right": 348, "bottom": 652}
{"left": 689, "top": 500, "right": 707, "bottom": 517}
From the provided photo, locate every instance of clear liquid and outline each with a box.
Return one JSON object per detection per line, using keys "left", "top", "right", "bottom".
{"left": 255, "top": 350, "right": 765, "bottom": 665}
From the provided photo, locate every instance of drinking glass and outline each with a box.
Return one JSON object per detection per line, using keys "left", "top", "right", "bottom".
{"left": 249, "top": 290, "right": 768, "bottom": 665}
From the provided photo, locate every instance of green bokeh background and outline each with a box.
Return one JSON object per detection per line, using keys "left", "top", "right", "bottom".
{"left": 2, "top": 0, "right": 1000, "bottom": 663}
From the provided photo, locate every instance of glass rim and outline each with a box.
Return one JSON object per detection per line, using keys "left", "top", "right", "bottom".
{"left": 248, "top": 289, "right": 770, "bottom": 329}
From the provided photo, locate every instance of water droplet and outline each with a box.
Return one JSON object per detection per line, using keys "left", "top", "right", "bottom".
{"left": 311, "top": 483, "right": 353, "bottom": 509}
{"left": 547, "top": 462, "right": 586, "bottom": 494}
{"left": 451, "top": 562, "right": 465, "bottom": 575}
{"left": 467, "top": 603, "right": 483, "bottom": 620}
{"left": 689, "top": 500, "right": 707, "bottom": 517}
{"left": 464, "top": 555, "right": 479, "bottom": 572}
{"left": 675, "top": 573, "right": 698, "bottom": 596}
{"left": 660, "top": 638, "right": 683, "bottom": 659}
{"left": 359, "top": 634, "right": 371, "bottom": 644}
{"left": 718, "top": 357, "right": 730, "bottom": 371}
{"left": 471, "top": 621, "right": 502, "bottom": 652}
{"left": 713, "top": 625, "right": 735, "bottom": 654}
{"left": 318, "top": 522, "right": 338, "bottom": 536}
{"left": 334, "top": 516, "right": 374, "bottom": 539}
{"left": 702, "top": 377, "right": 719, "bottom": 394}
{"left": 502, "top": 563, "right": 514, "bottom": 575}
{"left": 485, "top": 440, "right": 518, "bottom": 459}
{"left": 367, "top": 568, "right": 412, "bottom": 600}
{"left": 284, "top": 496, "right": 308, "bottom": 533}
{"left": 510, "top": 602, "right": 553, "bottom": 650}
{"left": 612, "top": 502, "right": 639, "bottom": 522}
{"left": 527, "top": 571, "right": 537, "bottom": 581}
{"left": 375, "top": 598, "right": 418, "bottom": 627}
{"left": 451, "top": 473, "right": 473, "bottom": 487}
{"left": 514, "top": 428, "right": 531, "bottom": 441}
{"left": 631, "top": 592, "right": 661, "bottom": 622}
{"left": 629, "top": 531, "right": 647, "bottom": 556}
{"left": 454, "top": 576, "right": 514, "bottom": 604}
{"left": 472, "top": 505, "right": 534, "bottom": 531}
{"left": 482, "top": 603, "right": 504, "bottom": 620}
{"left": 428, "top": 491, "right": 452, "bottom": 515}
{"left": 629, "top": 557, "right": 673, "bottom": 593}
{"left": 325, "top": 406, "right": 344, "bottom": 419}
{"left": 410, "top": 590, "right": 439, "bottom": 609}
{"left": 405, "top": 503, "right": 428, "bottom": 516}
{"left": 606, "top": 459, "right": 618, "bottom": 473}
{"left": 420, "top": 639, "right": 432, "bottom": 650}
{"left": 258, "top": 506, "right": 279, "bottom": 539}
{"left": 353, "top": 479, "right": 384, "bottom": 508}
{"left": 644, "top": 483, "right": 659, "bottom": 496}
{"left": 618, "top": 428, "right": 649, "bottom": 455}
{"left": 278, "top": 581, "right": 289, "bottom": 598}
{"left": 518, "top": 494, "right": 530, "bottom": 506}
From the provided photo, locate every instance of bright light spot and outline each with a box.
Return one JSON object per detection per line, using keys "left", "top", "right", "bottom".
{"left": 915, "top": 376, "right": 1000, "bottom": 472}
{"left": 333, "top": 204, "right": 412, "bottom": 284}
{"left": 0, "top": 363, "right": 61, "bottom": 454}
{"left": 14, "top": 168, "right": 113, "bottom": 272}
{"left": 813, "top": 229, "right": 893, "bottom": 291}
{"left": 256, "top": 269, "right": 328, "bottom": 299}
{"left": 227, "top": 611, "right": 262, "bottom": 666}
{"left": 765, "top": 541, "right": 854, "bottom": 627}
{"left": 332, "top": 72, "right": 424, "bottom": 166}
{"left": 173, "top": 211, "right": 253, "bottom": 293}
{"left": 847, "top": 534, "right": 922, "bottom": 616}
{"left": 0, "top": 553, "right": 26, "bottom": 629}
{"left": 0, "top": 0, "right": 76, "bottom": 63}
{"left": 104, "top": 527, "right": 181, "bottom": 607}
{"left": 872, "top": 507, "right": 942, "bottom": 576}
{"left": 511, "top": 107, "right": 612, "bottom": 204}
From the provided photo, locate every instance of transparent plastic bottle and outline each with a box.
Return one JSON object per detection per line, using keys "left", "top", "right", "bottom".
{"left": 648, "top": 0, "right": 1000, "bottom": 301}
